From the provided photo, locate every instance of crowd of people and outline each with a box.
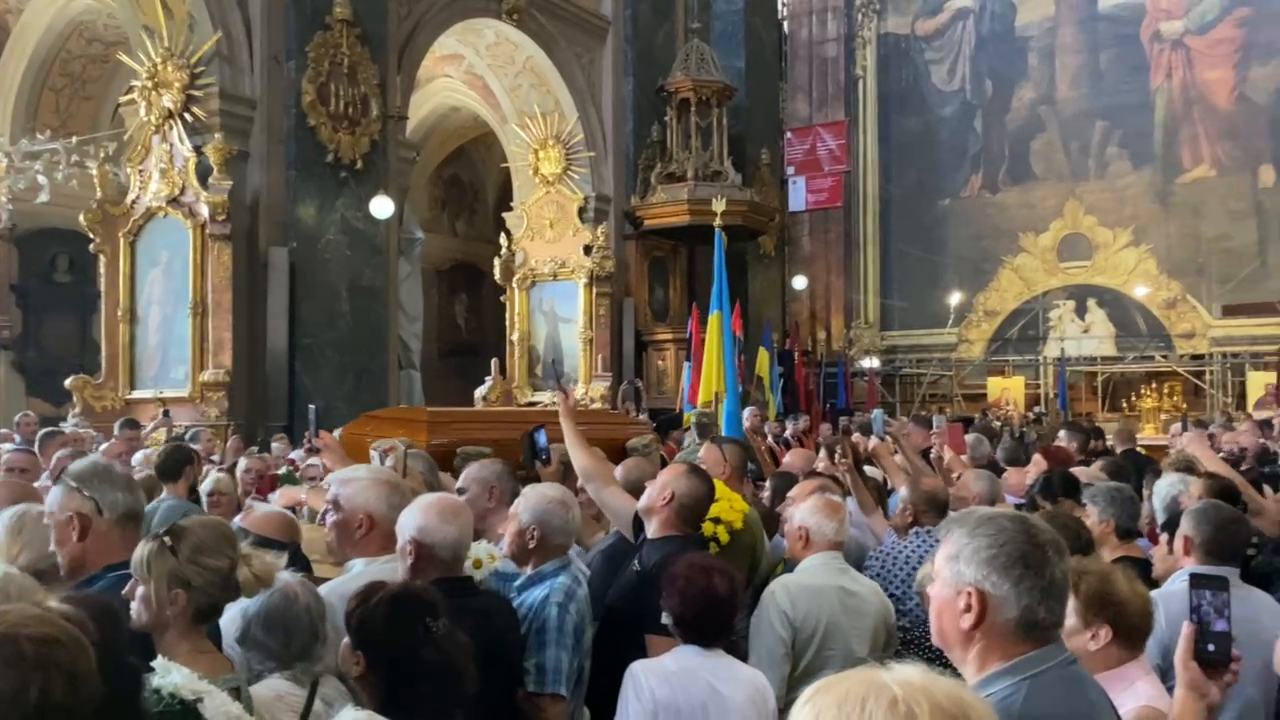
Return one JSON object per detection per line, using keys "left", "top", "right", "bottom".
{"left": 0, "top": 400, "right": 1278, "bottom": 719}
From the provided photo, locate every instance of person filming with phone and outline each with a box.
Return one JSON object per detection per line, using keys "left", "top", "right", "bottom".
{"left": 1146, "top": 499, "right": 1280, "bottom": 719}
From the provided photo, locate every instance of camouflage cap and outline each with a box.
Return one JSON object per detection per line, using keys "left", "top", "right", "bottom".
{"left": 672, "top": 440, "right": 704, "bottom": 465}
{"left": 685, "top": 409, "right": 716, "bottom": 429}
{"left": 626, "top": 434, "right": 661, "bottom": 458}
{"left": 452, "top": 445, "right": 494, "bottom": 475}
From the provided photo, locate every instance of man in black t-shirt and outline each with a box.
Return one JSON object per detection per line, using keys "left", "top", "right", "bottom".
{"left": 557, "top": 391, "right": 716, "bottom": 720}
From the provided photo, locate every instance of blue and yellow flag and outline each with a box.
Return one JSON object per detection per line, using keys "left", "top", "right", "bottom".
{"left": 697, "top": 222, "right": 744, "bottom": 438}
{"left": 755, "top": 320, "right": 777, "bottom": 420}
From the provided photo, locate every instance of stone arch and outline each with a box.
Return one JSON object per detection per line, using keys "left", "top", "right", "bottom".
{"left": 397, "top": 4, "right": 610, "bottom": 207}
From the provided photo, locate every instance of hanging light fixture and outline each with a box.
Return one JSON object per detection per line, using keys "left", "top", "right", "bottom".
{"left": 368, "top": 190, "right": 396, "bottom": 220}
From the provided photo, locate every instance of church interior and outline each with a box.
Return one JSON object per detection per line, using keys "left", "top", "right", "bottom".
{"left": 0, "top": 0, "right": 1276, "bottom": 460}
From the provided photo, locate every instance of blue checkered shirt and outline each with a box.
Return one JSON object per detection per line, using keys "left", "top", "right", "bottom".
{"left": 862, "top": 526, "right": 939, "bottom": 629}
{"left": 507, "top": 554, "right": 593, "bottom": 719}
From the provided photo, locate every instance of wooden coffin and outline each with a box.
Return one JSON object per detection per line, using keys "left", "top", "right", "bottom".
{"left": 339, "top": 406, "right": 653, "bottom": 472}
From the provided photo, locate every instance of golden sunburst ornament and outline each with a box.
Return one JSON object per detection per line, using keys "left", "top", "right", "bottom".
{"left": 117, "top": 0, "right": 221, "bottom": 144}
{"left": 506, "top": 109, "right": 594, "bottom": 192}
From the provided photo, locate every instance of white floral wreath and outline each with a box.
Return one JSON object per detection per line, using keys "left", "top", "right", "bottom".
{"left": 147, "top": 657, "right": 252, "bottom": 720}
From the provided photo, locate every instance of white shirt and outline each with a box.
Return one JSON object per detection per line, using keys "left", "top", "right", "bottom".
{"left": 616, "top": 645, "right": 777, "bottom": 720}
{"left": 250, "top": 674, "right": 353, "bottom": 720}
{"left": 317, "top": 554, "right": 401, "bottom": 658}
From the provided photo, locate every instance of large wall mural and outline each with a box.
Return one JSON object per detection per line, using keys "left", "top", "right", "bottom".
{"left": 878, "top": 0, "right": 1280, "bottom": 332}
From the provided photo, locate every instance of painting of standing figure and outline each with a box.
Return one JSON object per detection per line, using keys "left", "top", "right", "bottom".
{"left": 131, "top": 214, "right": 192, "bottom": 392}
{"left": 527, "top": 280, "right": 580, "bottom": 392}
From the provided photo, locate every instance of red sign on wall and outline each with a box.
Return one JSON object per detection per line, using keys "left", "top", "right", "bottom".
{"left": 787, "top": 172, "right": 845, "bottom": 212}
{"left": 784, "top": 120, "right": 850, "bottom": 176}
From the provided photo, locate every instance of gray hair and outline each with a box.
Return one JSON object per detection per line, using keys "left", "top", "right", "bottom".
{"left": 184, "top": 426, "right": 211, "bottom": 443}
{"left": 964, "top": 433, "right": 992, "bottom": 466}
{"left": 995, "top": 439, "right": 1026, "bottom": 468}
{"left": 53, "top": 457, "right": 146, "bottom": 532}
{"left": 788, "top": 493, "right": 849, "bottom": 546}
{"left": 935, "top": 508, "right": 1069, "bottom": 646}
{"left": 512, "top": 482, "right": 580, "bottom": 549}
{"left": 1152, "top": 472, "right": 1193, "bottom": 526}
{"left": 968, "top": 469, "right": 1003, "bottom": 507}
{"left": 328, "top": 464, "right": 421, "bottom": 528}
{"left": 0, "top": 504, "right": 57, "bottom": 584}
{"left": 396, "top": 492, "right": 473, "bottom": 569}
{"left": 1082, "top": 481, "right": 1143, "bottom": 541}
{"left": 405, "top": 450, "right": 444, "bottom": 493}
{"left": 234, "top": 572, "right": 328, "bottom": 684}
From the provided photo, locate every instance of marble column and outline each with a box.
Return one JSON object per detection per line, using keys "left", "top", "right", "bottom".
{"left": 285, "top": 0, "right": 393, "bottom": 429}
{"left": 708, "top": 0, "right": 781, "bottom": 175}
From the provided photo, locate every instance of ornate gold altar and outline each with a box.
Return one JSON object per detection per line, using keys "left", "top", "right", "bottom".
{"left": 65, "top": 26, "right": 236, "bottom": 431}
{"left": 488, "top": 110, "right": 615, "bottom": 408}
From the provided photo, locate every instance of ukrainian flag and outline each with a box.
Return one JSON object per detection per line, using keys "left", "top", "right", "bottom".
{"left": 755, "top": 320, "right": 777, "bottom": 420}
{"left": 697, "top": 217, "right": 744, "bottom": 439}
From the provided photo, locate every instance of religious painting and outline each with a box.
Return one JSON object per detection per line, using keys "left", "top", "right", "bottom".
{"left": 646, "top": 253, "right": 672, "bottom": 325}
{"left": 1247, "top": 370, "right": 1278, "bottom": 418}
{"left": 986, "top": 286, "right": 1173, "bottom": 359}
{"left": 437, "top": 263, "right": 488, "bottom": 357}
{"left": 986, "top": 376, "right": 1026, "bottom": 414}
{"left": 130, "top": 214, "right": 192, "bottom": 393}
{"left": 877, "top": 0, "right": 1280, "bottom": 331}
{"left": 526, "top": 279, "right": 581, "bottom": 392}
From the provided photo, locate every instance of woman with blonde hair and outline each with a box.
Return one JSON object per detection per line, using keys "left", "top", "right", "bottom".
{"left": 0, "top": 603, "right": 102, "bottom": 720}
{"left": 199, "top": 469, "right": 240, "bottom": 522}
{"left": 1061, "top": 557, "right": 1170, "bottom": 718}
{"left": 0, "top": 561, "right": 50, "bottom": 603}
{"left": 788, "top": 663, "right": 996, "bottom": 720}
{"left": 0, "top": 502, "right": 60, "bottom": 585}
{"left": 126, "top": 514, "right": 280, "bottom": 718}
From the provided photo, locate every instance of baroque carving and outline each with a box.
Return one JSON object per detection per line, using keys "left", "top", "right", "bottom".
{"left": 752, "top": 149, "right": 782, "bottom": 256}
{"left": 853, "top": 0, "right": 880, "bottom": 80}
{"left": 301, "top": 0, "right": 384, "bottom": 170}
{"left": 65, "top": 374, "right": 123, "bottom": 420}
{"left": 954, "top": 199, "right": 1212, "bottom": 358}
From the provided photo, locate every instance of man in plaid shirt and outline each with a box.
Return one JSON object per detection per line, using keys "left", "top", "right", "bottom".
{"left": 503, "top": 482, "right": 594, "bottom": 720}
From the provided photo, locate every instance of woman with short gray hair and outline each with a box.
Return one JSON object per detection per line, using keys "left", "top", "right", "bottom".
{"left": 232, "top": 571, "right": 353, "bottom": 718}
{"left": 0, "top": 503, "right": 59, "bottom": 586}
{"left": 1082, "top": 482, "right": 1156, "bottom": 589}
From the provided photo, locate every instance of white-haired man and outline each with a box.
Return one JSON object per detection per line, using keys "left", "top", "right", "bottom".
{"left": 397, "top": 493, "right": 525, "bottom": 719}
{"left": 927, "top": 508, "right": 1118, "bottom": 718}
{"left": 501, "top": 482, "right": 592, "bottom": 720}
{"left": 318, "top": 464, "right": 418, "bottom": 651}
{"left": 749, "top": 492, "right": 896, "bottom": 712}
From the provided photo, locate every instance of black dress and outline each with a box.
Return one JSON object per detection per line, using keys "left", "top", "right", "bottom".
{"left": 1111, "top": 554, "right": 1157, "bottom": 590}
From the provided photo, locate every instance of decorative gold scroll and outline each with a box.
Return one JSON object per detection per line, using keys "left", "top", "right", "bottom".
{"left": 301, "top": 0, "right": 384, "bottom": 170}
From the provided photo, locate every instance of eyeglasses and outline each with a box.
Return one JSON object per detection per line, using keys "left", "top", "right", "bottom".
{"left": 53, "top": 472, "right": 103, "bottom": 516}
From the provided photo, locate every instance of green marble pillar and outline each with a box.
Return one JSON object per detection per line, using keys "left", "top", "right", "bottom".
{"left": 285, "top": 0, "right": 392, "bottom": 430}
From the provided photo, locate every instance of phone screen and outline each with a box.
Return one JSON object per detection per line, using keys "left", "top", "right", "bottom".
{"left": 871, "top": 409, "right": 885, "bottom": 439}
{"left": 307, "top": 404, "right": 318, "bottom": 443}
{"left": 932, "top": 414, "right": 947, "bottom": 432}
{"left": 1189, "top": 572, "right": 1232, "bottom": 669}
{"left": 946, "top": 422, "right": 967, "bottom": 455}
{"left": 531, "top": 424, "right": 552, "bottom": 466}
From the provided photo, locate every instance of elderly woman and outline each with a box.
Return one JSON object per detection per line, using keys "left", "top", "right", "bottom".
{"left": 0, "top": 503, "right": 59, "bottom": 585}
{"left": 617, "top": 552, "right": 775, "bottom": 719}
{"left": 234, "top": 453, "right": 271, "bottom": 503}
{"left": 229, "top": 572, "right": 352, "bottom": 718}
{"left": 1062, "top": 557, "right": 1170, "bottom": 718}
{"left": 1082, "top": 482, "right": 1156, "bottom": 588}
{"left": 790, "top": 663, "right": 995, "bottom": 720}
{"left": 200, "top": 469, "right": 241, "bottom": 522}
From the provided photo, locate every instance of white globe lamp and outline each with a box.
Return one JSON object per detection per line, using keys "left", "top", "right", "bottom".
{"left": 368, "top": 191, "right": 396, "bottom": 221}
{"left": 790, "top": 273, "right": 809, "bottom": 291}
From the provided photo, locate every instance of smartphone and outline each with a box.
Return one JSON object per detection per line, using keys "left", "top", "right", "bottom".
{"left": 1181, "top": 412, "right": 1190, "bottom": 434}
{"left": 932, "top": 413, "right": 947, "bottom": 432}
{"left": 947, "top": 422, "right": 967, "bottom": 455}
{"left": 871, "top": 408, "right": 885, "bottom": 439}
{"left": 1189, "top": 572, "right": 1233, "bottom": 669}
{"left": 307, "top": 404, "right": 318, "bottom": 443}
{"left": 531, "top": 424, "right": 552, "bottom": 466}
{"left": 161, "top": 408, "right": 171, "bottom": 419}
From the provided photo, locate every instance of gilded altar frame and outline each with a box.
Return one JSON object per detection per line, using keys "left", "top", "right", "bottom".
{"left": 67, "top": 30, "right": 236, "bottom": 430}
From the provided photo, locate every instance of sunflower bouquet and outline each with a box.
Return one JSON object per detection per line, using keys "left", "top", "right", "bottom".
{"left": 701, "top": 478, "right": 749, "bottom": 554}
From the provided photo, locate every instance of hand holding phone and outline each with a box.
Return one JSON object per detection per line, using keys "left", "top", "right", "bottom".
{"left": 307, "top": 404, "right": 319, "bottom": 448}
{"left": 871, "top": 409, "right": 885, "bottom": 440}
{"left": 1189, "top": 572, "right": 1233, "bottom": 669}
{"left": 932, "top": 413, "right": 948, "bottom": 432}
{"left": 530, "top": 424, "right": 552, "bottom": 466}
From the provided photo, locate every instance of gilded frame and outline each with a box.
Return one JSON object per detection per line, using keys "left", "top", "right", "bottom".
{"left": 510, "top": 257, "right": 596, "bottom": 406}
{"left": 117, "top": 205, "right": 206, "bottom": 400}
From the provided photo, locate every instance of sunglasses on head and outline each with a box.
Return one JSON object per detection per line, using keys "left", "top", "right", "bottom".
{"left": 53, "top": 472, "right": 103, "bottom": 516}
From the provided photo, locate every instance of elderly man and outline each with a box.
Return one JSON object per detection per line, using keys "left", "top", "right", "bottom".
{"left": 928, "top": 508, "right": 1117, "bottom": 718}
{"left": 44, "top": 457, "right": 145, "bottom": 594}
{"left": 1081, "top": 481, "right": 1155, "bottom": 588}
{"left": 186, "top": 426, "right": 218, "bottom": 465}
{"left": 232, "top": 501, "right": 312, "bottom": 574}
{"left": 501, "top": 482, "right": 593, "bottom": 720}
{"left": 1148, "top": 500, "right": 1280, "bottom": 719}
{"left": 11, "top": 411, "right": 38, "bottom": 448}
{"left": 455, "top": 458, "right": 521, "bottom": 545}
{"left": 949, "top": 468, "right": 1004, "bottom": 510}
{"left": 778, "top": 447, "right": 817, "bottom": 475}
{"left": 964, "top": 433, "right": 1003, "bottom": 476}
{"left": 863, "top": 478, "right": 949, "bottom": 630}
{"left": 557, "top": 390, "right": 715, "bottom": 720}
{"left": 318, "top": 464, "right": 418, "bottom": 649}
{"left": 750, "top": 493, "right": 896, "bottom": 712}
{"left": 397, "top": 493, "right": 525, "bottom": 720}
{"left": 0, "top": 447, "right": 40, "bottom": 483}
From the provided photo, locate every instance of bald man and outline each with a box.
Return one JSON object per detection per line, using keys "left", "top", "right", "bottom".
{"left": 863, "top": 479, "right": 948, "bottom": 630}
{"left": 454, "top": 458, "right": 522, "bottom": 545}
{"left": 698, "top": 436, "right": 767, "bottom": 586}
{"left": 779, "top": 448, "right": 817, "bottom": 475}
{"left": 780, "top": 477, "right": 875, "bottom": 570}
{"left": 0, "top": 478, "right": 42, "bottom": 509}
{"left": 396, "top": 493, "right": 525, "bottom": 719}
